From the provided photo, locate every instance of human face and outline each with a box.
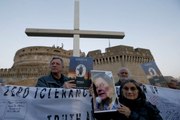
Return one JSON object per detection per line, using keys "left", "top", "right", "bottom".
{"left": 122, "top": 82, "right": 138, "bottom": 100}
{"left": 118, "top": 69, "right": 128, "bottom": 78}
{"left": 94, "top": 78, "right": 112, "bottom": 100}
{"left": 50, "top": 58, "right": 63, "bottom": 74}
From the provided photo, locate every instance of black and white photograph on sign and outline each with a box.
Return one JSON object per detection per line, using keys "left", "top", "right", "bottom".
{"left": 76, "top": 64, "right": 86, "bottom": 77}
{"left": 91, "top": 70, "right": 119, "bottom": 113}
{"left": 68, "top": 57, "right": 93, "bottom": 88}
{"left": 141, "top": 61, "right": 166, "bottom": 85}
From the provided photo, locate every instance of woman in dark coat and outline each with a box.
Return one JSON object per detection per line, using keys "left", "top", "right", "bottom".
{"left": 116, "top": 79, "right": 163, "bottom": 120}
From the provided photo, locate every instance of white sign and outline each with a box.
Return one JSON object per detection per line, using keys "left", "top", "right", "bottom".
{"left": 0, "top": 86, "right": 92, "bottom": 120}
{"left": 0, "top": 85, "right": 180, "bottom": 120}
{"left": 142, "top": 85, "right": 180, "bottom": 120}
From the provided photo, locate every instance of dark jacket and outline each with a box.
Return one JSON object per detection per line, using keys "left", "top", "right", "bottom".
{"left": 117, "top": 98, "right": 163, "bottom": 120}
{"left": 115, "top": 80, "right": 122, "bottom": 86}
{"left": 115, "top": 78, "right": 127, "bottom": 86}
{"left": 35, "top": 73, "right": 69, "bottom": 88}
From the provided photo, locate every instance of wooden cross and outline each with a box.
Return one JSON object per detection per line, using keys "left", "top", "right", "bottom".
{"left": 25, "top": 0, "right": 125, "bottom": 57}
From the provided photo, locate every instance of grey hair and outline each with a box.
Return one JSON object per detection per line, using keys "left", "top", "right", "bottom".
{"left": 50, "top": 56, "right": 64, "bottom": 66}
{"left": 117, "top": 67, "right": 131, "bottom": 77}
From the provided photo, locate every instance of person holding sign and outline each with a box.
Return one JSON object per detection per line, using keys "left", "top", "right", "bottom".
{"left": 117, "top": 79, "right": 163, "bottom": 120}
{"left": 35, "top": 56, "right": 76, "bottom": 88}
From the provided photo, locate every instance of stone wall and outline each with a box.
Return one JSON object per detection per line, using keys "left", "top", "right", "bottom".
{"left": 0, "top": 46, "right": 85, "bottom": 86}
{"left": 87, "top": 45, "right": 154, "bottom": 83}
{"left": 0, "top": 45, "right": 154, "bottom": 86}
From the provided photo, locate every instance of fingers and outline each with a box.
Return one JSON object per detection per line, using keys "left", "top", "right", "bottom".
{"left": 70, "top": 83, "right": 76, "bottom": 88}
{"left": 88, "top": 84, "right": 94, "bottom": 96}
{"left": 68, "top": 80, "right": 76, "bottom": 83}
{"left": 63, "top": 81, "right": 76, "bottom": 89}
{"left": 117, "top": 104, "right": 131, "bottom": 118}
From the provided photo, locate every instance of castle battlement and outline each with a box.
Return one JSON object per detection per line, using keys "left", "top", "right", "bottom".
{"left": 0, "top": 45, "right": 154, "bottom": 86}
{"left": 87, "top": 45, "right": 154, "bottom": 65}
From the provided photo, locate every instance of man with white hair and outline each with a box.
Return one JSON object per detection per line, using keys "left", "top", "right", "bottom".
{"left": 115, "top": 67, "right": 130, "bottom": 86}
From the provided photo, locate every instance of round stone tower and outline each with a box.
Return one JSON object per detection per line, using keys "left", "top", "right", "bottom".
{"left": 0, "top": 46, "right": 85, "bottom": 86}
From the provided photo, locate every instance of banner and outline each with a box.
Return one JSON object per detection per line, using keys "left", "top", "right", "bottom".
{"left": 0, "top": 86, "right": 93, "bottom": 120}
{"left": 0, "top": 85, "right": 180, "bottom": 120}
{"left": 142, "top": 85, "right": 180, "bottom": 120}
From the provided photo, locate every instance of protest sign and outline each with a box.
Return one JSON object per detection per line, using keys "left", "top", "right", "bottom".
{"left": 142, "top": 85, "right": 180, "bottom": 120}
{"left": 0, "top": 85, "right": 92, "bottom": 120}
{"left": 0, "top": 84, "right": 180, "bottom": 120}
{"left": 68, "top": 57, "right": 93, "bottom": 88}
{"left": 141, "top": 61, "right": 166, "bottom": 85}
{"left": 90, "top": 70, "right": 119, "bottom": 114}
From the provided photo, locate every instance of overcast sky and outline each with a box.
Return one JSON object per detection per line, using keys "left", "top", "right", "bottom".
{"left": 0, "top": 0, "right": 180, "bottom": 78}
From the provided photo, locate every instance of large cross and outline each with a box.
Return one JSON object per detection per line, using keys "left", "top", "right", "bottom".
{"left": 25, "top": 0, "right": 125, "bottom": 57}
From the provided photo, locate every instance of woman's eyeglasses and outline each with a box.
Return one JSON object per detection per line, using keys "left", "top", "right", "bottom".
{"left": 122, "top": 87, "right": 137, "bottom": 92}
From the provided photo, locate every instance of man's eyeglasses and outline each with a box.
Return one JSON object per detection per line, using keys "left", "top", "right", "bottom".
{"left": 121, "top": 72, "right": 128, "bottom": 75}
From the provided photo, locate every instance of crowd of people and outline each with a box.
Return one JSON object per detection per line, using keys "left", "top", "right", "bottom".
{"left": 90, "top": 67, "right": 163, "bottom": 120}
{"left": 1, "top": 56, "right": 179, "bottom": 120}
{"left": 34, "top": 56, "right": 163, "bottom": 120}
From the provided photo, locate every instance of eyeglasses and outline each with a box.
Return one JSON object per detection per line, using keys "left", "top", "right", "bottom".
{"left": 121, "top": 72, "right": 128, "bottom": 75}
{"left": 122, "top": 87, "right": 137, "bottom": 92}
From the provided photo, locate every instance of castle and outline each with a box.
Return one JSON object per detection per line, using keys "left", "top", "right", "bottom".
{"left": 0, "top": 45, "right": 154, "bottom": 86}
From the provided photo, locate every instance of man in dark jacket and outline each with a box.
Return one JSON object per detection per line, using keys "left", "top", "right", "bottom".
{"left": 35, "top": 56, "right": 76, "bottom": 88}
